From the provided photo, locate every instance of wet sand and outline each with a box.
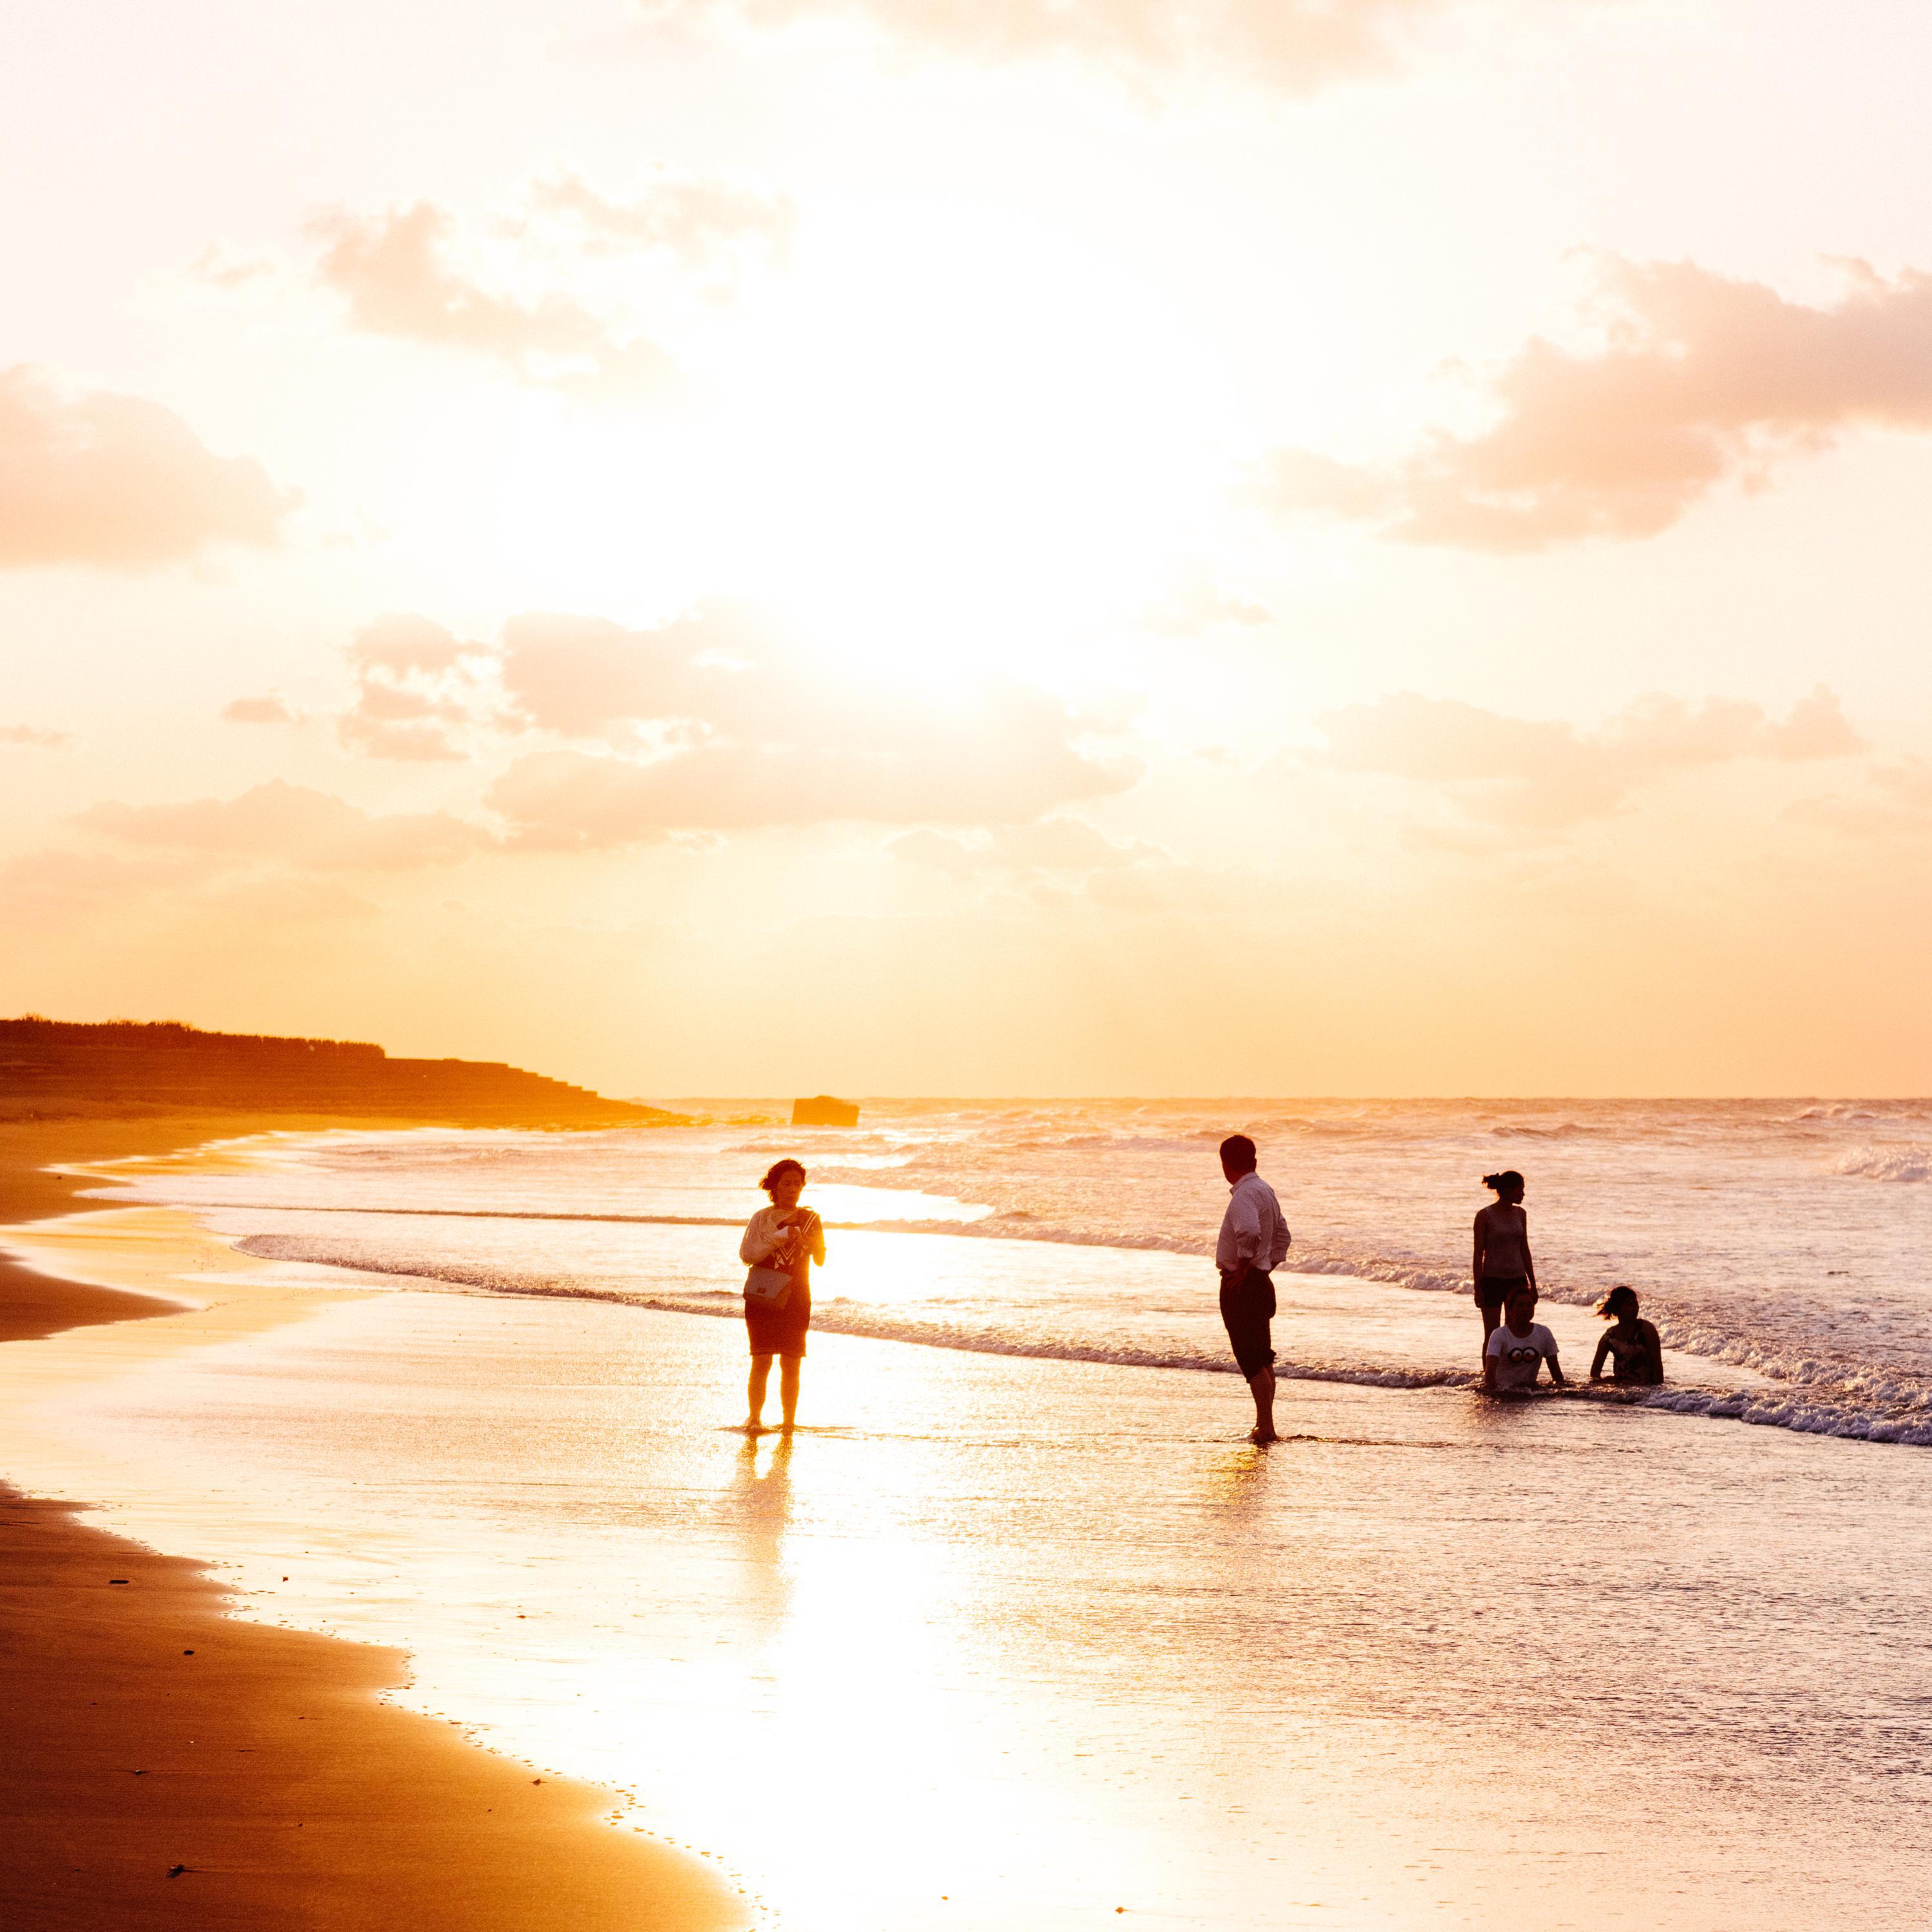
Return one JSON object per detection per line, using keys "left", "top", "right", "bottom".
{"left": 0, "top": 1115, "right": 739, "bottom": 1932}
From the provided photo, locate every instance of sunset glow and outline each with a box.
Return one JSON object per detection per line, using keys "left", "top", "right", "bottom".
{"left": 7, "top": 0, "right": 1931, "bottom": 1094}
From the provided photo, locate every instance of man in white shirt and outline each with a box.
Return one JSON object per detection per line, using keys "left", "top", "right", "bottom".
{"left": 1216, "top": 1134, "right": 1292, "bottom": 1444}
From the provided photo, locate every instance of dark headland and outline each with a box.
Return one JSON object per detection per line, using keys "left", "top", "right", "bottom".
{"left": 0, "top": 1016, "right": 678, "bottom": 1129}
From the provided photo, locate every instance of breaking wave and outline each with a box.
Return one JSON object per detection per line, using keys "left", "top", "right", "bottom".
{"left": 1832, "top": 1146, "right": 1932, "bottom": 1183}
{"left": 232, "top": 1233, "right": 1932, "bottom": 1452}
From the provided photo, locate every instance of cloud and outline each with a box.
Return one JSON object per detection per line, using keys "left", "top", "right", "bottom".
{"left": 489, "top": 694, "right": 1135, "bottom": 843}
{"left": 628, "top": 0, "right": 1443, "bottom": 92}
{"left": 189, "top": 243, "right": 275, "bottom": 291}
{"left": 497, "top": 603, "right": 860, "bottom": 746}
{"left": 1314, "top": 687, "right": 1864, "bottom": 828}
{"left": 1, "top": 723, "right": 73, "bottom": 748}
{"left": 302, "top": 600, "right": 1140, "bottom": 837}
{"left": 891, "top": 819, "right": 1157, "bottom": 875}
{"left": 222, "top": 695, "right": 297, "bottom": 725}
{"left": 1, "top": 844, "right": 379, "bottom": 932}
{"left": 519, "top": 168, "right": 795, "bottom": 269}
{"left": 889, "top": 819, "right": 1268, "bottom": 915}
{"left": 309, "top": 202, "right": 679, "bottom": 397}
{"left": 0, "top": 849, "right": 202, "bottom": 927}
{"left": 497, "top": 609, "right": 701, "bottom": 739}
{"left": 1139, "top": 569, "right": 1274, "bottom": 637}
{"left": 1256, "top": 258, "right": 1932, "bottom": 550}
{"left": 76, "top": 779, "right": 491, "bottom": 871}
{"left": 1786, "top": 757, "right": 1932, "bottom": 843}
{"left": 482, "top": 605, "right": 1139, "bottom": 840}
{"left": 336, "top": 614, "right": 494, "bottom": 762}
{"left": 0, "top": 366, "right": 292, "bottom": 571}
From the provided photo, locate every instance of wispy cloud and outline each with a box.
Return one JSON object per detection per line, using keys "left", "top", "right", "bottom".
{"left": 75, "top": 779, "right": 490, "bottom": 871}
{"left": 1255, "top": 258, "right": 1932, "bottom": 551}
{"left": 301, "top": 166, "right": 793, "bottom": 395}
{"left": 0, "top": 367, "right": 292, "bottom": 571}
{"left": 891, "top": 818, "right": 1157, "bottom": 877}
{"left": 488, "top": 605, "right": 1139, "bottom": 840}
{"left": 308, "top": 202, "right": 681, "bottom": 398}
{"left": 515, "top": 167, "right": 795, "bottom": 269}
{"left": 1, "top": 722, "right": 73, "bottom": 748}
{"left": 628, "top": 0, "right": 1450, "bottom": 93}
{"left": 489, "top": 685, "right": 1135, "bottom": 844}
{"left": 335, "top": 614, "right": 497, "bottom": 762}
{"left": 220, "top": 695, "right": 297, "bottom": 725}
{"left": 1314, "top": 687, "right": 1864, "bottom": 828}
{"left": 301, "top": 601, "right": 1142, "bottom": 837}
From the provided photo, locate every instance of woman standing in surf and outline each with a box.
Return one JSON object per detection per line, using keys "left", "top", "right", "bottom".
{"left": 739, "top": 1158, "right": 824, "bottom": 1432}
{"left": 1472, "top": 1170, "right": 1535, "bottom": 1349}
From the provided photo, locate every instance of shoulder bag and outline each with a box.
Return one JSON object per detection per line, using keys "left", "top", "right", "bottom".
{"left": 744, "top": 1263, "right": 793, "bottom": 1309}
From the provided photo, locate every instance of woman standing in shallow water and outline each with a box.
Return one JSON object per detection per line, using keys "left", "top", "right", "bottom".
{"left": 1472, "top": 1170, "right": 1535, "bottom": 1349}
{"left": 739, "top": 1159, "right": 824, "bottom": 1432}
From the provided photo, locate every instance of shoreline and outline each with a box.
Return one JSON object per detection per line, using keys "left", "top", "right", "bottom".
{"left": 0, "top": 1112, "right": 741, "bottom": 1932}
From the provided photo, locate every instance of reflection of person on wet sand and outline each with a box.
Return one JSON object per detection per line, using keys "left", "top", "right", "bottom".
{"left": 1215, "top": 1134, "right": 1291, "bottom": 1446}
{"left": 1472, "top": 1170, "right": 1535, "bottom": 1350}
{"left": 739, "top": 1159, "right": 824, "bottom": 1433}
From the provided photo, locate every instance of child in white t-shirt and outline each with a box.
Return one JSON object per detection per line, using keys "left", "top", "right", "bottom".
{"left": 1483, "top": 1284, "right": 1567, "bottom": 1394}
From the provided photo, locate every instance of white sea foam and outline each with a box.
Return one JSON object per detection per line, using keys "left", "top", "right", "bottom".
{"left": 1831, "top": 1145, "right": 1932, "bottom": 1182}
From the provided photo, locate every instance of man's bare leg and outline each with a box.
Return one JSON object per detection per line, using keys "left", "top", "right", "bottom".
{"left": 747, "top": 1352, "right": 773, "bottom": 1429}
{"left": 1247, "top": 1365, "right": 1278, "bottom": 1444}
{"left": 779, "top": 1356, "right": 802, "bottom": 1431}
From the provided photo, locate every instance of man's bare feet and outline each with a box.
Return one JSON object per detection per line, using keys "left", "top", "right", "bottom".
{"left": 1249, "top": 1425, "right": 1280, "bottom": 1445}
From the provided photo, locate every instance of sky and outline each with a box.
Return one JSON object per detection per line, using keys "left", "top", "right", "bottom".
{"left": 6, "top": 0, "right": 1932, "bottom": 1097}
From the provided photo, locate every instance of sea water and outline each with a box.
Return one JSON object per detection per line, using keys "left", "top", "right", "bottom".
{"left": 8, "top": 1103, "right": 1932, "bottom": 1928}
{"left": 88, "top": 1097, "right": 1932, "bottom": 1441}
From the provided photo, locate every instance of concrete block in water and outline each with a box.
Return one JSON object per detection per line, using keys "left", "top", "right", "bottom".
{"left": 791, "top": 1094, "right": 860, "bottom": 1127}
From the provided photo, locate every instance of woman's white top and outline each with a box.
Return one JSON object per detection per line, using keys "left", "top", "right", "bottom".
{"left": 741, "top": 1206, "right": 826, "bottom": 1271}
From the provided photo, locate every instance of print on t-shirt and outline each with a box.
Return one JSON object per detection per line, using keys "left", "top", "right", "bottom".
{"left": 1485, "top": 1321, "right": 1558, "bottom": 1392}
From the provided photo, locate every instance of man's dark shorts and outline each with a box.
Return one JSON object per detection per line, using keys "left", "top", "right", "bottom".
{"left": 1219, "top": 1267, "right": 1276, "bottom": 1379}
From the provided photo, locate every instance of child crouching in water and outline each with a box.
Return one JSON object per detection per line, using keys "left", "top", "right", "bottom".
{"left": 1483, "top": 1283, "right": 1567, "bottom": 1394}
{"left": 1590, "top": 1285, "right": 1663, "bottom": 1386}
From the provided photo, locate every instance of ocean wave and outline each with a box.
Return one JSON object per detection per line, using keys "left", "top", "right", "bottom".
{"left": 1831, "top": 1146, "right": 1932, "bottom": 1183}
{"left": 1781, "top": 1103, "right": 1932, "bottom": 1127}
{"left": 231, "top": 1234, "right": 1932, "bottom": 1452}
{"left": 230, "top": 1235, "right": 1477, "bottom": 1389}
{"left": 721, "top": 1135, "right": 908, "bottom": 1158}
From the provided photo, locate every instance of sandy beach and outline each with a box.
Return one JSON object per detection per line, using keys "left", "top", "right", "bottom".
{"left": 0, "top": 1116, "right": 740, "bottom": 1932}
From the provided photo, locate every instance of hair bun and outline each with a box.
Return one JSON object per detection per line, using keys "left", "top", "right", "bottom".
{"left": 1481, "top": 1172, "right": 1501, "bottom": 1189}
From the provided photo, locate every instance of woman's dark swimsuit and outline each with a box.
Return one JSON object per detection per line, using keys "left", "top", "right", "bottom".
{"left": 1475, "top": 1274, "right": 1528, "bottom": 1311}
{"left": 1598, "top": 1320, "right": 1663, "bottom": 1385}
